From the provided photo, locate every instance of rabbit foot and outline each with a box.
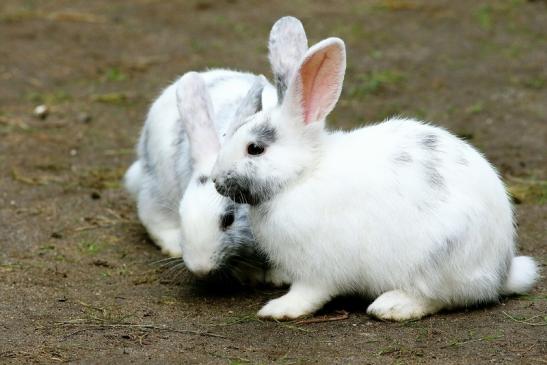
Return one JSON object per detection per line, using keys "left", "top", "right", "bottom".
{"left": 366, "top": 290, "right": 443, "bottom": 321}
{"left": 151, "top": 228, "right": 183, "bottom": 258}
{"left": 257, "top": 283, "right": 330, "bottom": 320}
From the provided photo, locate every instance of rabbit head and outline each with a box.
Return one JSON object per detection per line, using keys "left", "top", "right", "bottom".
{"left": 212, "top": 18, "right": 346, "bottom": 206}
{"left": 176, "top": 72, "right": 263, "bottom": 277}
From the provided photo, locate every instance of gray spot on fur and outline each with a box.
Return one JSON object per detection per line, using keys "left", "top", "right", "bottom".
{"left": 458, "top": 156, "right": 469, "bottom": 166}
{"left": 421, "top": 236, "right": 460, "bottom": 274}
{"left": 251, "top": 122, "right": 277, "bottom": 145}
{"left": 394, "top": 151, "right": 413, "bottom": 164}
{"left": 422, "top": 133, "right": 439, "bottom": 150}
{"left": 440, "top": 237, "right": 458, "bottom": 259}
{"left": 198, "top": 175, "right": 208, "bottom": 184}
{"left": 418, "top": 133, "right": 446, "bottom": 190}
{"left": 275, "top": 73, "right": 288, "bottom": 103}
{"left": 141, "top": 128, "right": 156, "bottom": 175}
{"left": 423, "top": 159, "right": 444, "bottom": 189}
{"left": 173, "top": 120, "right": 186, "bottom": 147}
{"left": 234, "top": 78, "right": 264, "bottom": 122}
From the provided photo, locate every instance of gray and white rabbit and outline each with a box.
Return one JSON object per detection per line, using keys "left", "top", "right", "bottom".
{"left": 124, "top": 68, "right": 282, "bottom": 283}
{"left": 212, "top": 17, "right": 539, "bottom": 320}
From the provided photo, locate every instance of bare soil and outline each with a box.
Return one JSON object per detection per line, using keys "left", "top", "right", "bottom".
{"left": 1, "top": 0, "right": 545, "bottom": 364}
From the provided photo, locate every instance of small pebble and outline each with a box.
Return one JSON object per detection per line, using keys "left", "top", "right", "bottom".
{"left": 33, "top": 104, "right": 49, "bottom": 119}
{"left": 78, "top": 112, "right": 92, "bottom": 123}
{"left": 90, "top": 191, "right": 101, "bottom": 200}
{"left": 143, "top": 310, "right": 154, "bottom": 317}
{"left": 69, "top": 149, "right": 78, "bottom": 156}
{"left": 51, "top": 232, "right": 63, "bottom": 239}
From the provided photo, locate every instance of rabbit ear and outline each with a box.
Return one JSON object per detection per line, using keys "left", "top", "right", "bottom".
{"left": 235, "top": 75, "right": 266, "bottom": 120}
{"left": 225, "top": 75, "right": 266, "bottom": 138}
{"left": 176, "top": 72, "right": 220, "bottom": 168}
{"left": 282, "top": 38, "right": 346, "bottom": 126}
{"left": 269, "top": 16, "right": 308, "bottom": 104}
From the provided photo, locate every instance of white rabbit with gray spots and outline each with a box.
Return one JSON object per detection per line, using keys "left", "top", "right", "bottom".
{"left": 124, "top": 69, "right": 283, "bottom": 283}
{"left": 211, "top": 16, "right": 539, "bottom": 320}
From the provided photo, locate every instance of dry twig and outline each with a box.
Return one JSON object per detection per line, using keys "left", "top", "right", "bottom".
{"left": 502, "top": 311, "right": 547, "bottom": 326}
{"left": 293, "top": 310, "right": 350, "bottom": 325}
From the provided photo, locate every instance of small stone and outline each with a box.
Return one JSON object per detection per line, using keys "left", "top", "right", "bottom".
{"left": 92, "top": 259, "right": 110, "bottom": 267}
{"left": 51, "top": 232, "right": 63, "bottom": 239}
{"left": 78, "top": 112, "right": 92, "bottom": 123}
{"left": 90, "top": 191, "right": 101, "bottom": 200}
{"left": 33, "top": 104, "right": 49, "bottom": 119}
{"left": 69, "top": 149, "right": 78, "bottom": 156}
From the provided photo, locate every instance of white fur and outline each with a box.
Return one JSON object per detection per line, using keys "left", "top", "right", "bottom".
{"left": 212, "top": 22, "right": 538, "bottom": 320}
{"left": 124, "top": 160, "right": 142, "bottom": 199}
{"left": 502, "top": 256, "right": 540, "bottom": 295}
{"left": 124, "top": 69, "right": 277, "bottom": 270}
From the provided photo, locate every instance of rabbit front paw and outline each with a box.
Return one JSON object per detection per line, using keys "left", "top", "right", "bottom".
{"left": 257, "top": 284, "right": 330, "bottom": 320}
{"left": 150, "top": 228, "right": 183, "bottom": 258}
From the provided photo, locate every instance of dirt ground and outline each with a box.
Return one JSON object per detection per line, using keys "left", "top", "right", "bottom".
{"left": 1, "top": 0, "right": 546, "bottom": 364}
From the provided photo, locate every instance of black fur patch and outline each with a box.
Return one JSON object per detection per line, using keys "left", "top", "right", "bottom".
{"left": 215, "top": 176, "right": 260, "bottom": 205}
{"left": 215, "top": 173, "right": 278, "bottom": 206}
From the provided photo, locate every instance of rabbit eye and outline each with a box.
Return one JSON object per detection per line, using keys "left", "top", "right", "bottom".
{"left": 220, "top": 211, "right": 235, "bottom": 231}
{"left": 247, "top": 143, "right": 265, "bottom": 156}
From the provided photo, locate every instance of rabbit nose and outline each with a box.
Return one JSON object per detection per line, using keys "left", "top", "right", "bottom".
{"left": 188, "top": 262, "right": 214, "bottom": 278}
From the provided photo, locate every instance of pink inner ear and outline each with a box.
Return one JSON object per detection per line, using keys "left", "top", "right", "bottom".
{"left": 300, "top": 46, "right": 342, "bottom": 124}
